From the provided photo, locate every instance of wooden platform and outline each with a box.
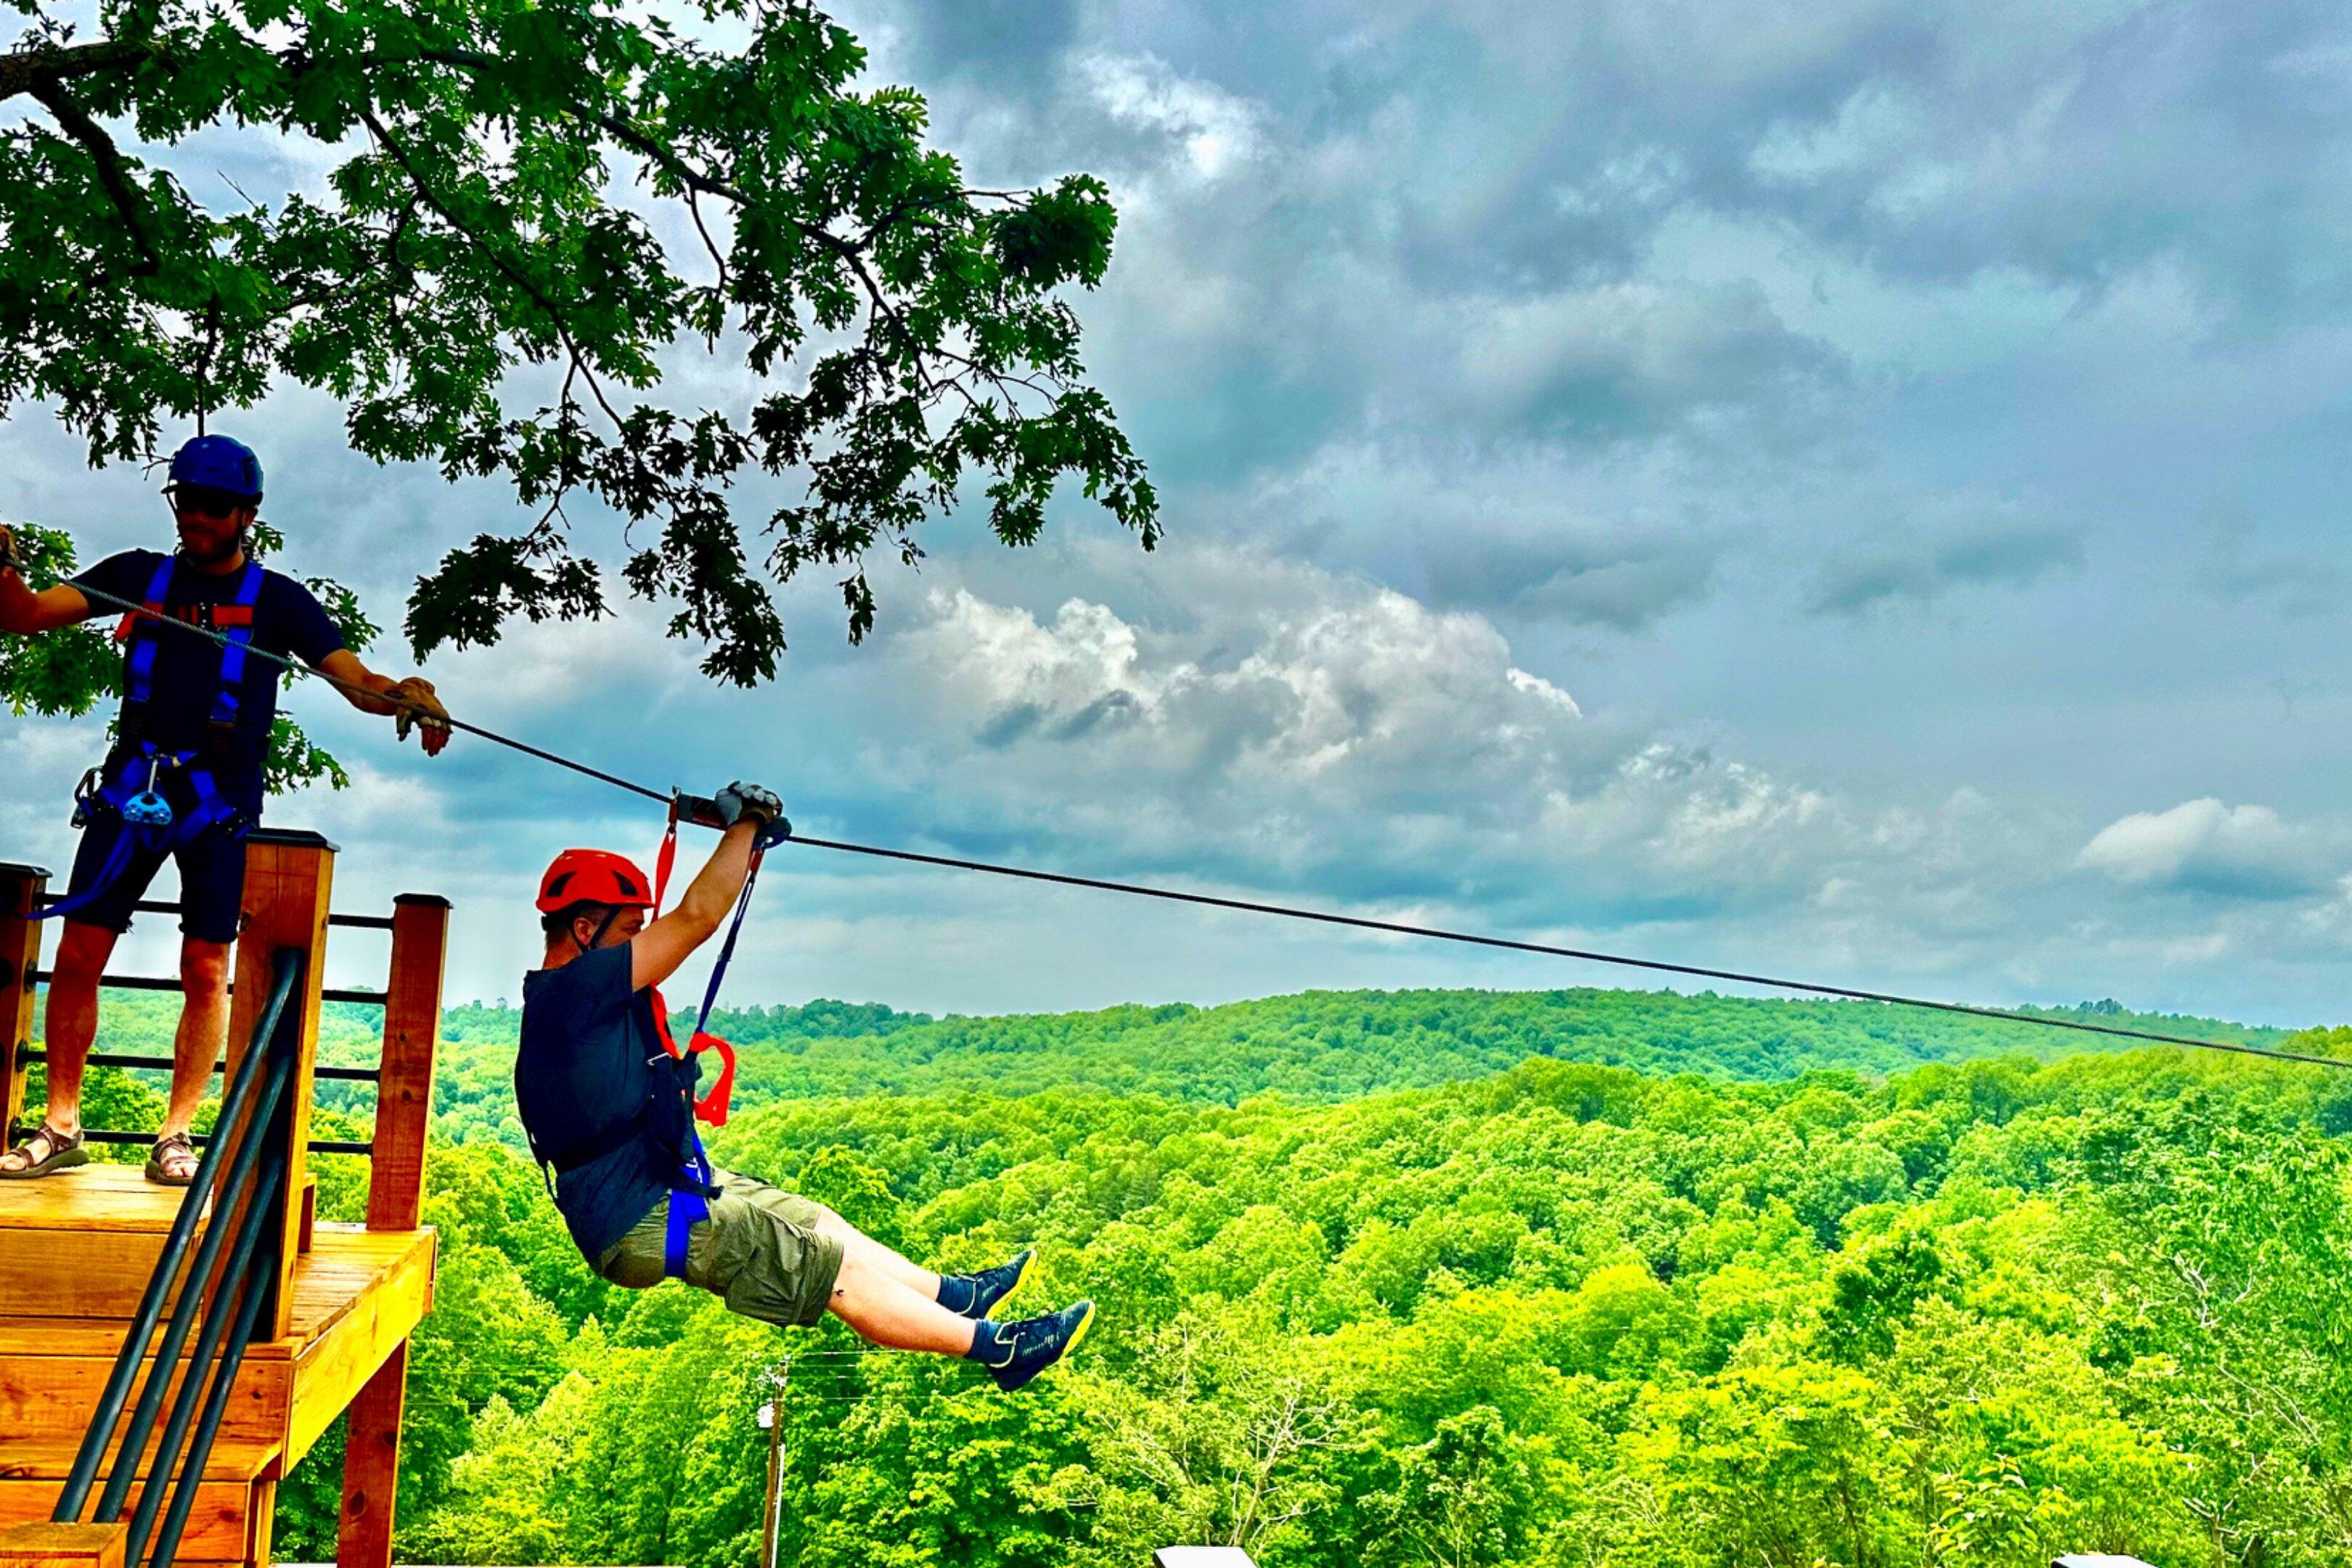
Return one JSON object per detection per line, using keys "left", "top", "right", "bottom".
{"left": 0, "top": 849, "right": 450, "bottom": 1568}
{"left": 0, "top": 1167, "right": 436, "bottom": 1567}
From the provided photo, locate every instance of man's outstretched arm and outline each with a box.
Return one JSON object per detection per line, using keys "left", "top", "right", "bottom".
{"left": 314, "top": 649, "right": 452, "bottom": 756}
{"left": 630, "top": 783, "right": 784, "bottom": 992}
{"left": 0, "top": 525, "right": 92, "bottom": 635}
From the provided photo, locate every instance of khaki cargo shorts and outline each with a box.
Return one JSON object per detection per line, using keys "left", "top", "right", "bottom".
{"left": 593, "top": 1167, "right": 846, "bottom": 1328}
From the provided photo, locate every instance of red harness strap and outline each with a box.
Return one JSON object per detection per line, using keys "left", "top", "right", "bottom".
{"left": 648, "top": 802, "right": 740, "bottom": 1127}
{"left": 112, "top": 601, "right": 257, "bottom": 641}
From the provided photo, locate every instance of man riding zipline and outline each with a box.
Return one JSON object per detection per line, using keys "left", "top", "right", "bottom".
{"left": 0, "top": 433, "right": 452, "bottom": 1183}
{"left": 516, "top": 787, "right": 1095, "bottom": 1391}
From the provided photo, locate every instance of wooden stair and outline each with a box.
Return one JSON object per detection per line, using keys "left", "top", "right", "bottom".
{"left": 0, "top": 1167, "right": 436, "bottom": 1568}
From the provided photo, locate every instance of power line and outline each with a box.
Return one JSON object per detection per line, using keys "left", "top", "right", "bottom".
{"left": 48, "top": 572, "right": 2352, "bottom": 1072}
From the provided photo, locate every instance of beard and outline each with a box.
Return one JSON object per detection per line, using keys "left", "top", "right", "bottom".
{"left": 179, "top": 526, "right": 245, "bottom": 568}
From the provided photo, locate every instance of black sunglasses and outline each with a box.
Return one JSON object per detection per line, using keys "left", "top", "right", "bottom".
{"left": 166, "top": 483, "right": 253, "bottom": 520}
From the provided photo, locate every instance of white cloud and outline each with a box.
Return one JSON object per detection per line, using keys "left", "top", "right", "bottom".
{"left": 1080, "top": 52, "right": 1267, "bottom": 182}
{"left": 2076, "top": 799, "right": 2329, "bottom": 899}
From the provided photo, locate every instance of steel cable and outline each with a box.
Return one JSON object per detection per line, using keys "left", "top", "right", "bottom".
{"left": 49, "top": 574, "right": 2352, "bottom": 1071}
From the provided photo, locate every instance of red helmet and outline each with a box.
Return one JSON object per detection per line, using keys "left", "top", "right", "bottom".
{"left": 536, "top": 849, "right": 657, "bottom": 915}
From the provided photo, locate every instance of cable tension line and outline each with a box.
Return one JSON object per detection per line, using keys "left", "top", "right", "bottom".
{"left": 54, "top": 574, "right": 2352, "bottom": 1073}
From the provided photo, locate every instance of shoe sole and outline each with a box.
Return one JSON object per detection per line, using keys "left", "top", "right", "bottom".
{"left": 992, "top": 1302, "right": 1098, "bottom": 1393}
{"left": 0, "top": 1148, "right": 89, "bottom": 1180}
{"left": 144, "top": 1159, "right": 195, "bottom": 1187}
{"left": 1059, "top": 1301, "right": 1097, "bottom": 1365}
{"left": 1001, "top": 1249, "right": 1037, "bottom": 1313}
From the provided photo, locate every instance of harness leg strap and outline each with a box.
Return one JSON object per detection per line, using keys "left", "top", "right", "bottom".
{"left": 663, "top": 1188, "right": 709, "bottom": 1279}
{"left": 31, "top": 828, "right": 142, "bottom": 925}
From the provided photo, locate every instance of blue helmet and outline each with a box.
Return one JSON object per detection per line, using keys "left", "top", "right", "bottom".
{"left": 167, "top": 434, "right": 264, "bottom": 502}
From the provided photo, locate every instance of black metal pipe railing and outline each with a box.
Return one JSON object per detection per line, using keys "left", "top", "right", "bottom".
{"left": 123, "top": 1153, "right": 287, "bottom": 1564}
{"left": 25, "top": 969, "right": 388, "bottom": 1007}
{"left": 150, "top": 1233, "right": 280, "bottom": 1568}
{"left": 92, "top": 1026, "right": 302, "bottom": 1522}
{"left": 50, "top": 947, "right": 306, "bottom": 1524}
{"left": 65, "top": 1127, "right": 375, "bottom": 1159}
{"left": 15, "top": 1045, "right": 380, "bottom": 1082}
{"left": 125, "top": 897, "right": 396, "bottom": 931}
{"left": 25, "top": 970, "right": 192, "bottom": 994}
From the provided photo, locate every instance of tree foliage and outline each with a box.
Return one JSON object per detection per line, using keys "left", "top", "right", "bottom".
{"left": 0, "top": 0, "right": 1156, "bottom": 680}
{"left": 49, "top": 984, "right": 2352, "bottom": 1564}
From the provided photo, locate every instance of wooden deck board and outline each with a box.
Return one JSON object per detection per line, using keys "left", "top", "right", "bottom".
{"left": 0, "top": 1227, "right": 430, "bottom": 1355}
{"left": 0, "top": 1437, "right": 274, "bottom": 1484}
{"left": 0, "top": 1224, "right": 433, "bottom": 1475}
{"left": 0, "top": 1167, "right": 204, "bottom": 1236}
{"left": 0, "top": 1480, "right": 253, "bottom": 1561}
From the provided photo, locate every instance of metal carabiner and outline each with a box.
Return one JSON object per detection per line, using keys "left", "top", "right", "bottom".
{"left": 121, "top": 755, "right": 176, "bottom": 828}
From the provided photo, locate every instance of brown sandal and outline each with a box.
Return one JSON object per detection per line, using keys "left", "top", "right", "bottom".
{"left": 145, "top": 1132, "right": 200, "bottom": 1187}
{"left": 0, "top": 1123, "right": 90, "bottom": 1180}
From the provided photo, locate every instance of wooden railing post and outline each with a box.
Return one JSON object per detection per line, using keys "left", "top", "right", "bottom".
{"left": 224, "top": 828, "right": 334, "bottom": 1339}
{"left": 338, "top": 893, "right": 446, "bottom": 1568}
{"left": 0, "top": 863, "right": 49, "bottom": 1153}
{"left": 367, "top": 893, "right": 447, "bottom": 1230}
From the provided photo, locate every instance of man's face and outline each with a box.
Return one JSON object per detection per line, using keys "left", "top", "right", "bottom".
{"left": 571, "top": 905, "right": 648, "bottom": 950}
{"left": 167, "top": 485, "right": 256, "bottom": 567}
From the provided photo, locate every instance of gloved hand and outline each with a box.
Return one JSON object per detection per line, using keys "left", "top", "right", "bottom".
{"left": 0, "top": 523, "right": 21, "bottom": 579}
{"left": 714, "top": 781, "right": 791, "bottom": 846}
{"left": 386, "top": 677, "right": 452, "bottom": 757}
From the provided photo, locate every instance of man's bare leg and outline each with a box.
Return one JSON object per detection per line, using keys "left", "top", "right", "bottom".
{"left": 809, "top": 1207, "right": 943, "bottom": 1297}
{"left": 23, "top": 922, "right": 114, "bottom": 1133}
{"left": 162, "top": 938, "right": 233, "bottom": 1140}
{"left": 824, "top": 1249, "right": 977, "bottom": 1355}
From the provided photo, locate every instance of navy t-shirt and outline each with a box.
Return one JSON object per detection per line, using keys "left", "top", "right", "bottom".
{"left": 515, "top": 944, "right": 676, "bottom": 1260}
{"left": 72, "top": 549, "right": 347, "bottom": 809}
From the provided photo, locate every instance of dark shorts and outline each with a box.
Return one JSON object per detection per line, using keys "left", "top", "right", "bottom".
{"left": 592, "top": 1169, "right": 846, "bottom": 1328}
{"left": 62, "top": 814, "right": 248, "bottom": 944}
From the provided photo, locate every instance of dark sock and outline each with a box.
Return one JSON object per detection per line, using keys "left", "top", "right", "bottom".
{"left": 936, "top": 1274, "right": 978, "bottom": 1315}
{"left": 964, "top": 1318, "right": 1008, "bottom": 1366}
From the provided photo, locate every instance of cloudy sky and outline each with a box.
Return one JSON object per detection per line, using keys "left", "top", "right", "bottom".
{"left": 8, "top": 0, "right": 2352, "bottom": 1026}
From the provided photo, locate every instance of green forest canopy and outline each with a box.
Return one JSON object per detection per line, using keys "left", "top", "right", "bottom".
{"left": 23, "top": 981, "right": 2352, "bottom": 1565}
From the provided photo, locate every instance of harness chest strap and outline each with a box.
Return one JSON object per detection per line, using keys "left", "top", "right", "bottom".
{"left": 648, "top": 804, "right": 744, "bottom": 1127}
{"left": 115, "top": 555, "right": 266, "bottom": 745}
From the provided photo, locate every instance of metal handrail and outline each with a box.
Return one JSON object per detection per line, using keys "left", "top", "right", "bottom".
{"left": 64, "top": 1127, "right": 375, "bottom": 1158}
{"left": 49, "top": 947, "right": 305, "bottom": 1524}
{"left": 150, "top": 1233, "right": 281, "bottom": 1568}
{"left": 123, "top": 1153, "right": 289, "bottom": 1565}
{"left": 91, "top": 1033, "right": 301, "bottom": 1524}
{"left": 125, "top": 897, "right": 397, "bottom": 931}
{"left": 25, "top": 971, "right": 199, "bottom": 995}
{"left": 23, "top": 967, "right": 392, "bottom": 1009}
{"left": 21, "top": 1046, "right": 377, "bottom": 1082}
{"left": 16, "top": 1045, "right": 380, "bottom": 1083}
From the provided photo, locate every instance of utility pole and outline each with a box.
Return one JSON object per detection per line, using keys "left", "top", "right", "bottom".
{"left": 757, "top": 1357, "right": 791, "bottom": 1568}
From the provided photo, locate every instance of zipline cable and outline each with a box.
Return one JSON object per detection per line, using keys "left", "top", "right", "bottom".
{"left": 52, "top": 574, "right": 2352, "bottom": 1072}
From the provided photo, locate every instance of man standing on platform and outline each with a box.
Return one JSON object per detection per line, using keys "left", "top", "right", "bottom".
{"left": 0, "top": 433, "right": 452, "bottom": 1184}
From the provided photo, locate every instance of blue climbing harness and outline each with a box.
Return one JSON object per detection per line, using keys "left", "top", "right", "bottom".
{"left": 36, "top": 556, "right": 264, "bottom": 924}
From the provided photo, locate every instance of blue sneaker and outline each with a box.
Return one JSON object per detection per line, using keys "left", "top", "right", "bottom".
{"left": 975, "top": 1300, "right": 1096, "bottom": 1392}
{"left": 943, "top": 1248, "right": 1034, "bottom": 1320}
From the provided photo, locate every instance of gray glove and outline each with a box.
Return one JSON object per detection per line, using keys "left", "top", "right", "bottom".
{"left": 714, "top": 781, "right": 786, "bottom": 836}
